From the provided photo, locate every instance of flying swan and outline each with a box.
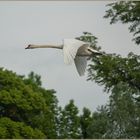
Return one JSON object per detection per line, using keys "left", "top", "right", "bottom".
{"left": 25, "top": 39, "right": 102, "bottom": 76}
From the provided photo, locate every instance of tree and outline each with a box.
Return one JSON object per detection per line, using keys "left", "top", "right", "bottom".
{"left": 104, "top": 1, "right": 140, "bottom": 45}
{"left": 0, "top": 68, "right": 59, "bottom": 138}
{"left": 80, "top": 107, "right": 92, "bottom": 138}
{"left": 88, "top": 52, "right": 140, "bottom": 92}
{"left": 87, "top": 106, "right": 109, "bottom": 138}
{"left": 0, "top": 117, "right": 45, "bottom": 139}
{"left": 76, "top": 32, "right": 101, "bottom": 51}
{"left": 86, "top": 38, "right": 140, "bottom": 138}
{"left": 104, "top": 83, "right": 140, "bottom": 138}
{"left": 24, "top": 71, "right": 42, "bottom": 87}
{"left": 58, "top": 100, "right": 81, "bottom": 138}
{"left": 23, "top": 73, "right": 59, "bottom": 138}
{"left": 84, "top": 2, "right": 140, "bottom": 137}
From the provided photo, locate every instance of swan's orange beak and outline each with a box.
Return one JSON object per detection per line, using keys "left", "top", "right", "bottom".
{"left": 25, "top": 44, "right": 31, "bottom": 49}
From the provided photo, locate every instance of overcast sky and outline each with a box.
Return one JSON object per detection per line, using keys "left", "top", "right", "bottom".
{"left": 0, "top": 1, "right": 140, "bottom": 112}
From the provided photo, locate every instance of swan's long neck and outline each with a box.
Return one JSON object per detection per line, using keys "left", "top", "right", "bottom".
{"left": 26, "top": 44, "right": 63, "bottom": 49}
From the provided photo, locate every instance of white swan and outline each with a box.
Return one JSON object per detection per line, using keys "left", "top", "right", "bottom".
{"left": 25, "top": 39, "right": 102, "bottom": 76}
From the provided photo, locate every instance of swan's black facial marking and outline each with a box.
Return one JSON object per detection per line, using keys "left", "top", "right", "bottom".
{"left": 25, "top": 44, "right": 34, "bottom": 49}
{"left": 25, "top": 45, "right": 31, "bottom": 49}
{"left": 87, "top": 48, "right": 92, "bottom": 52}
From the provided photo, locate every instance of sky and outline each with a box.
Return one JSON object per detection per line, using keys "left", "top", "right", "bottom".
{"left": 0, "top": 1, "right": 140, "bottom": 112}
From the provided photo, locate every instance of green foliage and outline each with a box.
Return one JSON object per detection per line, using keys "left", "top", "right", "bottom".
{"left": 88, "top": 53, "right": 140, "bottom": 92}
{"left": 76, "top": 10, "right": 140, "bottom": 137}
{"left": 104, "top": 1, "right": 140, "bottom": 44}
{"left": 0, "top": 68, "right": 58, "bottom": 138}
{"left": 0, "top": 117, "right": 45, "bottom": 138}
{"left": 80, "top": 107, "right": 92, "bottom": 138}
{"left": 58, "top": 100, "right": 81, "bottom": 138}
{"left": 76, "top": 32, "right": 101, "bottom": 51}
{"left": 105, "top": 83, "right": 140, "bottom": 138}
{"left": 83, "top": 24, "right": 140, "bottom": 138}
{"left": 25, "top": 71, "right": 42, "bottom": 86}
{"left": 87, "top": 106, "right": 108, "bottom": 138}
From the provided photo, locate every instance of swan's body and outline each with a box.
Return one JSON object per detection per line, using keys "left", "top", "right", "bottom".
{"left": 25, "top": 39, "right": 102, "bottom": 76}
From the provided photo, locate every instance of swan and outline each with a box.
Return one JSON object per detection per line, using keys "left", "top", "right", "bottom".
{"left": 25, "top": 39, "right": 102, "bottom": 76}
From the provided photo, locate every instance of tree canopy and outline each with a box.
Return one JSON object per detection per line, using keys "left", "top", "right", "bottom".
{"left": 0, "top": 117, "right": 45, "bottom": 139}
{"left": 0, "top": 68, "right": 58, "bottom": 138}
{"left": 104, "top": 1, "right": 140, "bottom": 45}
{"left": 85, "top": 1, "right": 140, "bottom": 138}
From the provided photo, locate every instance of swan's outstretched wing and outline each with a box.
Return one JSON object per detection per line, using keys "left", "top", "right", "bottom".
{"left": 74, "top": 56, "right": 87, "bottom": 76}
{"left": 63, "top": 39, "right": 88, "bottom": 64}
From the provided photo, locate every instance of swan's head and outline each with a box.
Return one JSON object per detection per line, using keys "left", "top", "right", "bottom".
{"left": 25, "top": 44, "right": 35, "bottom": 49}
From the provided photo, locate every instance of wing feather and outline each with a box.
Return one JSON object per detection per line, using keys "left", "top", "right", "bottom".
{"left": 63, "top": 39, "right": 87, "bottom": 64}
{"left": 74, "top": 56, "right": 87, "bottom": 76}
